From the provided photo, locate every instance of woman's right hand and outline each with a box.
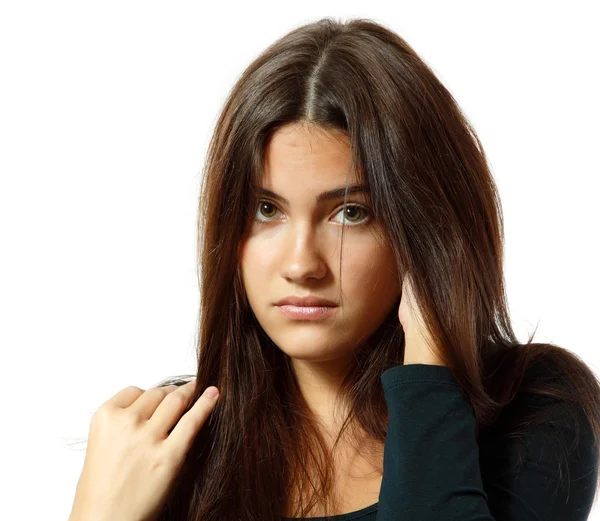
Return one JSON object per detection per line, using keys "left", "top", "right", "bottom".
{"left": 68, "top": 379, "right": 220, "bottom": 521}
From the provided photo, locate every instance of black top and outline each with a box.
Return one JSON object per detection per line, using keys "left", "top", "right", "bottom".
{"left": 283, "top": 363, "right": 598, "bottom": 521}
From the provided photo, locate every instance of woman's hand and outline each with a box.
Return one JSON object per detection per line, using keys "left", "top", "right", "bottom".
{"left": 398, "top": 274, "right": 446, "bottom": 367}
{"left": 68, "top": 380, "right": 219, "bottom": 521}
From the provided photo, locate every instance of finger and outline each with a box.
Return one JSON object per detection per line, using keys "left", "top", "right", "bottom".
{"left": 162, "top": 387, "right": 219, "bottom": 459}
{"left": 107, "top": 385, "right": 146, "bottom": 409}
{"left": 146, "top": 381, "right": 202, "bottom": 436}
{"left": 128, "top": 384, "right": 181, "bottom": 420}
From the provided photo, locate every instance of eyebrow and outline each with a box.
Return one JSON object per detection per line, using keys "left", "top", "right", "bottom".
{"left": 256, "top": 184, "right": 370, "bottom": 206}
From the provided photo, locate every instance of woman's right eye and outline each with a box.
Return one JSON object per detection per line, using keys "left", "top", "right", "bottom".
{"left": 254, "top": 200, "right": 280, "bottom": 223}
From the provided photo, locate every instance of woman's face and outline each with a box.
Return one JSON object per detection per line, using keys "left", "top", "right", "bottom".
{"left": 238, "top": 122, "right": 401, "bottom": 365}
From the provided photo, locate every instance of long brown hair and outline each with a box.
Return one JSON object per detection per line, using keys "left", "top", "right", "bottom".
{"left": 153, "top": 17, "right": 600, "bottom": 520}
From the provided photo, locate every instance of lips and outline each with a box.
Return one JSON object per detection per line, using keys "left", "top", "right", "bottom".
{"left": 275, "top": 295, "right": 337, "bottom": 307}
{"left": 277, "top": 304, "right": 337, "bottom": 320}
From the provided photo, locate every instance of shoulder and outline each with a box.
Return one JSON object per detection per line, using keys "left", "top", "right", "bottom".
{"left": 479, "top": 357, "right": 598, "bottom": 518}
{"left": 152, "top": 375, "right": 196, "bottom": 388}
{"left": 481, "top": 354, "right": 598, "bottom": 484}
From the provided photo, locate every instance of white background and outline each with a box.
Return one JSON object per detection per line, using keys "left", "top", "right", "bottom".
{"left": 1, "top": 2, "right": 599, "bottom": 520}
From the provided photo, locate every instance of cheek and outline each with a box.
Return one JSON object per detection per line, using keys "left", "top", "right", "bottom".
{"left": 241, "top": 245, "right": 273, "bottom": 274}
{"left": 342, "top": 250, "right": 400, "bottom": 301}
{"left": 344, "top": 243, "right": 394, "bottom": 280}
{"left": 238, "top": 242, "right": 276, "bottom": 299}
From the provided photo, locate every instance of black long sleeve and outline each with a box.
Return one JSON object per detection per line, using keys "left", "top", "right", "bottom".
{"left": 287, "top": 363, "right": 598, "bottom": 521}
{"left": 376, "top": 363, "right": 598, "bottom": 521}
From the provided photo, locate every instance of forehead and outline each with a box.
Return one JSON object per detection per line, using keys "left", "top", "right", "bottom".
{"left": 259, "top": 122, "right": 364, "bottom": 190}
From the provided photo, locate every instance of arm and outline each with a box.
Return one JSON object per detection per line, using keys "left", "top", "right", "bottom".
{"left": 376, "top": 364, "right": 597, "bottom": 521}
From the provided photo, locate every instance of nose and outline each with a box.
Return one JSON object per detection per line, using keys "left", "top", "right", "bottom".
{"left": 280, "top": 223, "right": 331, "bottom": 282}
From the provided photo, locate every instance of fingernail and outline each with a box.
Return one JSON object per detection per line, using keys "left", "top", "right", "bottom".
{"left": 205, "top": 386, "right": 219, "bottom": 399}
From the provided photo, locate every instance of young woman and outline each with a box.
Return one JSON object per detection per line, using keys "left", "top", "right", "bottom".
{"left": 68, "top": 17, "right": 600, "bottom": 521}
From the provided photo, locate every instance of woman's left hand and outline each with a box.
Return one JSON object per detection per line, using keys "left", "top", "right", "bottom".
{"left": 398, "top": 274, "right": 446, "bottom": 366}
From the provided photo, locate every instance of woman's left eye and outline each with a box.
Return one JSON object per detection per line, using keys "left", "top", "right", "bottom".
{"left": 253, "top": 201, "right": 371, "bottom": 226}
{"left": 332, "top": 204, "right": 371, "bottom": 225}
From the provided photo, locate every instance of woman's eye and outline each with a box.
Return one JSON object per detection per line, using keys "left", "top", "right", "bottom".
{"left": 253, "top": 201, "right": 370, "bottom": 225}
{"left": 333, "top": 204, "right": 370, "bottom": 225}
{"left": 256, "top": 201, "right": 279, "bottom": 220}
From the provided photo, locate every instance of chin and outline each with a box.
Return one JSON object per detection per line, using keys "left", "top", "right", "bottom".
{"left": 271, "top": 335, "right": 355, "bottom": 362}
